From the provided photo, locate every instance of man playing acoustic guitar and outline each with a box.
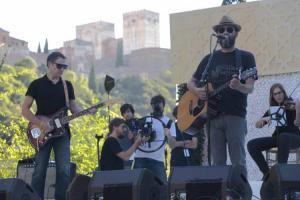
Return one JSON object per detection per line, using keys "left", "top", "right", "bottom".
{"left": 22, "top": 52, "right": 95, "bottom": 200}
{"left": 187, "top": 15, "right": 257, "bottom": 177}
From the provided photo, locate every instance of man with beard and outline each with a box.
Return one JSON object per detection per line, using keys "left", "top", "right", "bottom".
{"left": 187, "top": 15, "right": 257, "bottom": 177}
{"left": 100, "top": 118, "right": 145, "bottom": 171}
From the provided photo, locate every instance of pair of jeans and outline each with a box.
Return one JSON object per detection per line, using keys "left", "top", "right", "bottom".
{"left": 209, "top": 115, "right": 248, "bottom": 177}
{"left": 133, "top": 158, "right": 167, "bottom": 199}
{"left": 247, "top": 132, "right": 300, "bottom": 175}
{"left": 31, "top": 133, "right": 71, "bottom": 200}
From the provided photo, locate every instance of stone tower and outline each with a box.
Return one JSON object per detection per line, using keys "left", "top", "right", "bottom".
{"left": 123, "top": 10, "right": 160, "bottom": 55}
{"left": 76, "top": 21, "right": 115, "bottom": 60}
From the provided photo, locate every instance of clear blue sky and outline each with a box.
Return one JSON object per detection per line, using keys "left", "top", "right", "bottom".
{"left": 0, "top": 0, "right": 255, "bottom": 51}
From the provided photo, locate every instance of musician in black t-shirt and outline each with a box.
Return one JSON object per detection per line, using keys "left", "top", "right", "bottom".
{"left": 22, "top": 52, "right": 95, "bottom": 200}
{"left": 100, "top": 118, "right": 144, "bottom": 171}
{"left": 188, "top": 15, "right": 257, "bottom": 177}
{"left": 247, "top": 83, "right": 300, "bottom": 178}
{"left": 171, "top": 106, "right": 198, "bottom": 167}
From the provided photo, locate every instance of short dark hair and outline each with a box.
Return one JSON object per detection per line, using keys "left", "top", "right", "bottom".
{"left": 47, "top": 51, "right": 66, "bottom": 67}
{"left": 109, "top": 118, "right": 125, "bottom": 133}
{"left": 120, "top": 103, "right": 135, "bottom": 116}
{"left": 150, "top": 94, "right": 165, "bottom": 106}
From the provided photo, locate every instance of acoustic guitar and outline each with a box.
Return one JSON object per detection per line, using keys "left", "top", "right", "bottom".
{"left": 177, "top": 68, "right": 257, "bottom": 132}
{"left": 27, "top": 99, "right": 122, "bottom": 151}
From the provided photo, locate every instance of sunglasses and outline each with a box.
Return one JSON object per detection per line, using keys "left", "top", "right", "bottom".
{"left": 218, "top": 26, "right": 235, "bottom": 34}
{"left": 55, "top": 63, "right": 68, "bottom": 70}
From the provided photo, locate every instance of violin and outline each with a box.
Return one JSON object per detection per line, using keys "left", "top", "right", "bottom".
{"left": 284, "top": 98, "right": 296, "bottom": 110}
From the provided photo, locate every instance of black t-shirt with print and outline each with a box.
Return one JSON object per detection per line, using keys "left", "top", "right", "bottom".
{"left": 100, "top": 137, "right": 124, "bottom": 171}
{"left": 193, "top": 49, "right": 256, "bottom": 118}
{"left": 262, "top": 109, "right": 300, "bottom": 136}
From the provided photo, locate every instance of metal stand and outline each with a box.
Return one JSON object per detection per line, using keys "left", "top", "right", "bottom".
{"left": 95, "top": 134, "right": 103, "bottom": 170}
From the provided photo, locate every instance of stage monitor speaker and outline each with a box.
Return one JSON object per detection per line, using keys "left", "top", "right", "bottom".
{"left": 0, "top": 178, "right": 40, "bottom": 200}
{"left": 168, "top": 165, "right": 252, "bottom": 200}
{"left": 16, "top": 158, "right": 76, "bottom": 199}
{"left": 66, "top": 174, "right": 91, "bottom": 200}
{"left": 88, "top": 169, "right": 165, "bottom": 200}
{"left": 260, "top": 164, "right": 300, "bottom": 200}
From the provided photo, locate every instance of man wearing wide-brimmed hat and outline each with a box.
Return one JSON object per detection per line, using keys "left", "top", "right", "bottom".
{"left": 188, "top": 15, "right": 257, "bottom": 177}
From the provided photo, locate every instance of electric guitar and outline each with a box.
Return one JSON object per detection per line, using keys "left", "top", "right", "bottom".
{"left": 27, "top": 99, "right": 122, "bottom": 151}
{"left": 177, "top": 68, "right": 257, "bottom": 132}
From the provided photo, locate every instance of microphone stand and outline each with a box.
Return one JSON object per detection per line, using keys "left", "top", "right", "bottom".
{"left": 95, "top": 134, "right": 103, "bottom": 170}
{"left": 107, "top": 91, "right": 111, "bottom": 124}
{"left": 201, "top": 35, "right": 220, "bottom": 166}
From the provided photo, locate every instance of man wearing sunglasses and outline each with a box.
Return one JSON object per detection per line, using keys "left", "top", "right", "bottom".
{"left": 188, "top": 15, "right": 257, "bottom": 177}
{"left": 22, "top": 52, "right": 84, "bottom": 200}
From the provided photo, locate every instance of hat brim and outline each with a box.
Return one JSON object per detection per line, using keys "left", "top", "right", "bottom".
{"left": 213, "top": 23, "right": 241, "bottom": 32}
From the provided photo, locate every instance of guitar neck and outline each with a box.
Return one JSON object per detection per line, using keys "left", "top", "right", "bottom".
{"left": 61, "top": 102, "right": 105, "bottom": 124}
{"left": 208, "top": 81, "right": 230, "bottom": 98}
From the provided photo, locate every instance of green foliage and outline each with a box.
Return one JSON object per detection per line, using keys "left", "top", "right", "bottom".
{"left": 115, "top": 40, "right": 123, "bottom": 67}
{"left": 37, "top": 42, "right": 41, "bottom": 53}
{"left": 15, "top": 56, "right": 38, "bottom": 69}
{"left": 88, "top": 65, "right": 97, "bottom": 93}
{"left": 37, "top": 63, "right": 47, "bottom": 75}
{"left": 44, "top": 38, "right": 49, "bottom": 54}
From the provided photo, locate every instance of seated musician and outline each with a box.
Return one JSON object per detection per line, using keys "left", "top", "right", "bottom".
{"left": 247, "top": 83, "right": 300, "bottom": 179}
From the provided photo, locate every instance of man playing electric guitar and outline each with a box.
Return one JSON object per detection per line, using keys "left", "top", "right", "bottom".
{"left": 22, "top": 52, "right": 96, "bottom": 200}
{"left": 187, "top": 16, "right": 257, "bottom": 177}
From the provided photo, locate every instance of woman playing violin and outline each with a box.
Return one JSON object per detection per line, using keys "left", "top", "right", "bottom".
{"left": 247, "top": 83, "right": 300, "bottom": 179}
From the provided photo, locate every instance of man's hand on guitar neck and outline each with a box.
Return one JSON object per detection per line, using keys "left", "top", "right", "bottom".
{"left": 229, "top": 75, "right": 255, "bottom": 94}
{"left": 187, "top": 78, "right": 207, "bottom": 100}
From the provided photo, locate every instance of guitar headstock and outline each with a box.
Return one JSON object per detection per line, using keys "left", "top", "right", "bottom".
{"left": 240, "top": 68, "right": 258, "bottom": 81}
{"left": 104, "top": 99, "right": 124, "bottom": 107}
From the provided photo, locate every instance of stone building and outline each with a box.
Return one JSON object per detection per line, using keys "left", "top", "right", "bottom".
{"left": 170, "top": 0, "right": 300, "bottom": 181}
{"left": 76, "top": 21, "right": 115, "bottom": 60}
{"left": 123, "top": 10, "right": 160, "bottom": 55}
{"left": 62, "top": 39, "right": 94, "bottom": 74}
{"left": 0, "top": 28, "right": 29, "bottom": 65}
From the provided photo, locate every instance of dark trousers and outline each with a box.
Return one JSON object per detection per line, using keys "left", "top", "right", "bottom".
{"left": 247, "top": 132, "right": 300, "bottom": 175}
{"left": 133, "top": 158, "right": 167, "bottom": 200}
{"left": 31, "top": 133, "right": 71, "bottom": 200}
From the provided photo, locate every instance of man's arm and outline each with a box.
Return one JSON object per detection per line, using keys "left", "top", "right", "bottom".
{"left": 229, "top": 77, "right": 255, "bottom": 94}
{"left": 164, "top": 128, "right": 177, "bottom": 149}
{"left": 187, "top": 77, "right": 207, "bottom": 100}
{"left": 22, "top": 96, "right": 50, "bottom": 131}
{"left": 174, "top": 137, "right": 198, "bottom": 149}
{"left": 117, "top": 136, "right": 142, "bottom": 161}
{"left": 69, "top": 100, "right": 83, "bottom": 114}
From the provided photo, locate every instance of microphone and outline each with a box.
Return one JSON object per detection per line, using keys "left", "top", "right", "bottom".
{"left": 212, "top": 33, "right": 226, "bottom": 40}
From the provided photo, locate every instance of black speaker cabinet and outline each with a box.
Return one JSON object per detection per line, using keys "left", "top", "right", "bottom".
{"left": 261, "top": 164, "right": 300, "bottom": 199}
{"left": 16, "top": 158, "right": 76, "bottom": 199}
{"left": 66, "top": 174, "right": 91, "bottom": 200}
{"left": 0, "top": 178, "right": 40, "bottom": 200}
{"left": 88, "top": 169, "right": 165, "bottom": 200}
{"left": 168, "top": 165, "right": 252, "bottom": 200}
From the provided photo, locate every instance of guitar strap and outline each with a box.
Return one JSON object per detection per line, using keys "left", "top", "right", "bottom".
{"left": 62, "top": 79, "right": 70, "bottom": 109}
{"left": 235, "top": 48, "right": 243, "bottom": 75}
